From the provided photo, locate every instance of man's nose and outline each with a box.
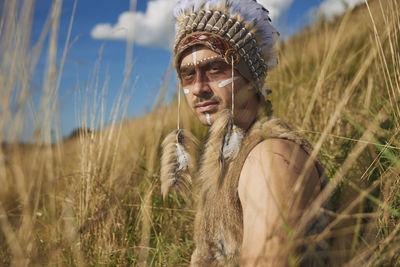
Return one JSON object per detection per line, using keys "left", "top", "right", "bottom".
{"left": 192, "top": 71, "right": 211, "bottom": 97}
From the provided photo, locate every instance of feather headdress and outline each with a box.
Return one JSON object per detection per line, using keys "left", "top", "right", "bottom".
{"left": 173, "top": 0, "right": 279, "bottom": 93}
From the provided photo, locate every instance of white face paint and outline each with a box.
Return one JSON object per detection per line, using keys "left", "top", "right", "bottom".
{"left": 206, "top": 113, "right": 212, "bottom": 126}
{"left": 218, "top": 77, "right": 239, "bottom": 88}
{"left": 183, "top": 88, "right": 190, "bottom": 94}
{"left": 192, "top": 47, "right": 197, "bottom": 65}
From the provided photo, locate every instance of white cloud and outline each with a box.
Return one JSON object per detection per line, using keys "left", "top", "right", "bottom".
{"left": 91, "top": 0, "right": 178, "bottom": 49}
{"left": 91, "top": 0, "right": 293, "bottom": 49}
{"left": 316, "top": 0, "right": 365, "bottom": 20}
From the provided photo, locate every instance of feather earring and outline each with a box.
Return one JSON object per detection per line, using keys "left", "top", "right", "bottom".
{"left": 160, "top": 85, "right": 199, "bottom": 200}
{"left": 222, "top": 53, "right": 244, "bottom": 160}
{"left": 222, "top": 120, "right": 244, "bottom": 159}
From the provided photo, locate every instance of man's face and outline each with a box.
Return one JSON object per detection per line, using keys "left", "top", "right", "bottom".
{"left": 178, "top": 46, "right": 258, "bottom": 127}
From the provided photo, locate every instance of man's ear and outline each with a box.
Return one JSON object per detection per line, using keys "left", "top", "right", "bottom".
{"left": 255, "top": 91, "right": 263, "bottom": 103}
{"left": 246, "top": 83, "right": 261, "bottom": 103}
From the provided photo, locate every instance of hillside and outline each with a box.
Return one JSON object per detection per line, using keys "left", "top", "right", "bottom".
{"left": 0, "top": 0, "right": 399, "bottom": 265}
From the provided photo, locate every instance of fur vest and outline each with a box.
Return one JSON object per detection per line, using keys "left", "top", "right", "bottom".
{"left": 190, "top": 115, "right": 327, "bottom": 267}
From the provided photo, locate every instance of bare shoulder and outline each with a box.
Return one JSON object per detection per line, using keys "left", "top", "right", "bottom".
{"left": 238, "top": 139, "right": 322, "bottom": 265}
{"left": 245, "top": 138, "right": 311, "bottom": 167}
{"left": 239, "top": 138, "right": 314, "bottom": 181}
{"left": 238, "top": 138, "right": 320, "bottom": 205}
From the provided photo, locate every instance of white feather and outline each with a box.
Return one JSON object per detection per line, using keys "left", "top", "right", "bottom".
{"left": 193, "top": 0, "right": 208, "bottom": 12}
{"left": 223, "top": 128, "right": 244, "bottom": 159}
{"left": 173, "top": 0, "right": 193, "bottom": 17}
{"left": 176, "top": 142, "right": 190, "bottom": 171}
{"left": 207, "top": 0, "right": 225, "bottom": 9}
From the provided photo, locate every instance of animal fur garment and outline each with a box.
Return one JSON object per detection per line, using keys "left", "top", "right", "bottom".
{"left": 197, "top": 109, "right": 234, "bottom": 191}
{"left": 160, "top": 129, "right": 200, "bottom": 200}
{"left": 191, "top": 115, "right": 329, "bottom": 266}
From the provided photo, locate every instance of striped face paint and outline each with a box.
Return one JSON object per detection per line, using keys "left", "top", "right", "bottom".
{"left": 183, "top": 88, "right": 190, "bottom": 94}
{"left": 206, "top": 113, "right": 212, "bottom": 126}
{"left": 192, "top": 46, "right": 197, "bottom": 65}
{"left": 218, "top": 77, "right": 239, "bottom": 88}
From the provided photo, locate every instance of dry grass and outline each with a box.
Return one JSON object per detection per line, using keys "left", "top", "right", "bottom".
{"left": 0, "top": 0, "right": 399, "bottom": 266}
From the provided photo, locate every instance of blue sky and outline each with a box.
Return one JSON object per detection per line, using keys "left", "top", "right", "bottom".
{"left": 28, "top": 0, "right": 360, "bottom": 139}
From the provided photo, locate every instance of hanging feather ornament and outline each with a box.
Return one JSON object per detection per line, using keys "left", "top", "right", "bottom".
{"left": 160, "top": 129, "right": 199, "bottom": 200}
{"left": 222, "top": 46, "right": 245, "bottom": 161}
{"left": 222, "top": 119, "right": 244, "bottom": 160}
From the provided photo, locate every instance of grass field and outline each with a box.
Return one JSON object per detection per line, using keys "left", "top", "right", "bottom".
{"left": 0, "top": 0, "right": 399, "bottom": 266}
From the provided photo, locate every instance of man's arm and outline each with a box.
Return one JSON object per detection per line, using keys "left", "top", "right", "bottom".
{"left": 238, "top": 139, "right": 321, "bottom": 266}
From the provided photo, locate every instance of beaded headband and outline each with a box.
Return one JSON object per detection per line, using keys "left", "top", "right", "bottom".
{"left": 173, "top": 0, "right": 279, "bottom": 96}
{"left": 178, "top": 33, "right": 239, "bottom": 64}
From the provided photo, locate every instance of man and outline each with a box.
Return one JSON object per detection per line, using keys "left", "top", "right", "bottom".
{"left": 160, "top": 0, "right": 328, "bottom": 266}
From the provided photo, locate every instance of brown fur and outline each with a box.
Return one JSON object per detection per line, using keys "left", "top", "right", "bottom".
{"left": 160, "top": 129, "right": 200, "bottom": 200}
{"left": 196, "top": 109, "right": 232, "bottom": 193}
{"left": 191, "top": 114, "right": 327, "bottom": 266}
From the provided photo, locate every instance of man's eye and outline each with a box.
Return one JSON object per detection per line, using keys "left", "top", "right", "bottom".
{"left": 181, "top": 72, "right": 194, "bottom": 80}
{"left": 209, "top": 66, "right": 221, "bottom": 74}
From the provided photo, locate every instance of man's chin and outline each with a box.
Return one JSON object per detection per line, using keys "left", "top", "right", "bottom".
{"left": 194, "top": 111, "right": 214, "bottom": 126}
{"left": 202, "top": 112, "right": 213, "bottom": 126}
{"left": 198, "top": 109, "right": 231, "bottom": 126}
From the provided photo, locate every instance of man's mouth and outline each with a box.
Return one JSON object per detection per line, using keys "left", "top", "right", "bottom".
{"left": 195, "top": 101, "right": 218, "bottom": 112}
